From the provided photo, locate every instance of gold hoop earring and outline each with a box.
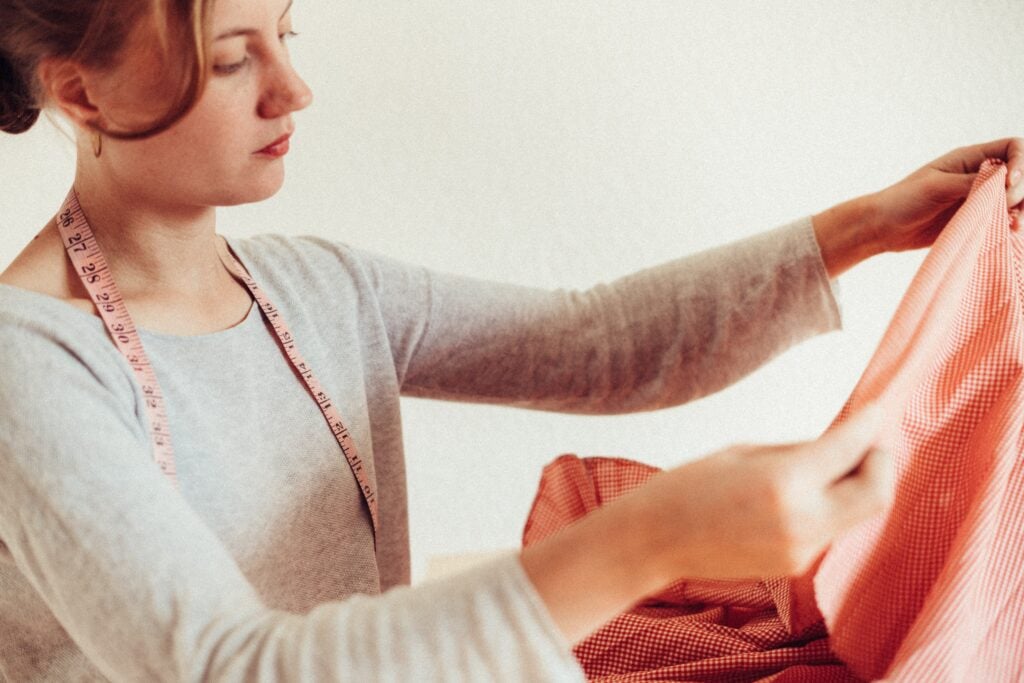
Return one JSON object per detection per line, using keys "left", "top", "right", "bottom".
{"left": 91, "top": 130, "right": 102, "bottom": 158}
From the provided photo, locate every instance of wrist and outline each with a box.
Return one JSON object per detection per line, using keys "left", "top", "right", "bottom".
{"left": 518, "top": 484, "right": 668, "bottom": 644}
{"left": 811, "top": 194, "right": 885, "bottom": 279}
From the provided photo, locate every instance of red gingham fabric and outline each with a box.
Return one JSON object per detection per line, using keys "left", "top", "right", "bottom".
{"left": 521, "top": 158, "right": 1022, "bottom": 682}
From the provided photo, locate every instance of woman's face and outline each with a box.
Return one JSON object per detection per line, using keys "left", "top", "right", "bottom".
{"left": 79, "top": 0, "right": 312, "bottom": 209}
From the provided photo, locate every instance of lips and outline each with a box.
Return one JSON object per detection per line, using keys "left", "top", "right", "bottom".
{"left": 255, "top": 132, "right": 292, "bottom": 154}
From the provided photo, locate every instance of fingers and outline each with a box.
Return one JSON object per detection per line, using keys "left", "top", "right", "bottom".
{"left": 1004, "top": 137, "right": 1024, "bottom": 186}
{"left": 976, "top": 136, "right": 1024, "bottom": 178}
{"left": 804, "top": 402, "right": 886, "bottom": 484}
{"left": 932, "top": 141, "right": 996, "bottom": 175}
{"left": 933, "top": 137, "right": 1023, "bottom": 185}
{"left": 936, "top": 137, "right": 1021, "bottom": 175}
{"left": 926, "top": 137, "right": 1024, "bottom": 227}
{"left": 1002, "top": 139, "right": 1024, "bottom": 218}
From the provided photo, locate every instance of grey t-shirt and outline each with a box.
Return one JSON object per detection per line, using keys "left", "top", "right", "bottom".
{"left": 0, "top": 215, "right": 840, "bottom": 681}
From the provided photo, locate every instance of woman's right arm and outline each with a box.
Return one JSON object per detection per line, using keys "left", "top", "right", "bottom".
{"left": 0, "top": 320, "right": 584, "bottom": 682}
{"left": 0, "top": 315, "right": 889, "bottom": 680}
{"left": 520, "top": 404, "right": 893, "bottom": 644}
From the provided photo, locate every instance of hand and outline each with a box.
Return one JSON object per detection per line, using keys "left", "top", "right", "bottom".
{"left": 519, "top": 405, "right": 892, "bottom": 644}
{"left": 812, "top": 137, "right": 1024, "bottom": 278}
{"left": 640, "top": 404, "right": 893, "bottom": 581}
{"left": 871, "top": 136, "right": 1024, "bottom": 252}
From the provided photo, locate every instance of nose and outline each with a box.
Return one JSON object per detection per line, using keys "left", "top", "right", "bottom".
{"left": 258, "top": 53, "right": 314, "bottom": 119}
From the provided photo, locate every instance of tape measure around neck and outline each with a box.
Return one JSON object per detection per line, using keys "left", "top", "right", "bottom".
{"left": 55, "top": 186, "right": 380, "bottom": 546}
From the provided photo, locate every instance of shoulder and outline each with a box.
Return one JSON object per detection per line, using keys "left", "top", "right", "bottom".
{"left": 224, "top": 233, "right": 364, "bottom": 283}
{"left": 222, "top": 233, "right": 430, "bottom": 298}
{"left": 0, "top": 288, "right": 137, "bottom": 409}
{"left": 0, "top": 293, "right": 148, "bottom": 460}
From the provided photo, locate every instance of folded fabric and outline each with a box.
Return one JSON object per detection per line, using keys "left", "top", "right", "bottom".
{"left": 522, "top": 454, "right": 855, "bottom": 682}
{"left": 521, "top": 158, "right": 1022, "bottom": 681}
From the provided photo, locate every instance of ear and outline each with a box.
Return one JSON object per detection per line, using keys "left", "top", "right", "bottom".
{"left": 36, "top": 56, "right": 104, "bottom": 131}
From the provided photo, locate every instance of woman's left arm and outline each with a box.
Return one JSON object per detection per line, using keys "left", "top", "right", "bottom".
{"left": 812, "top": 137, "right": 1024, "bottom": 278}
{"left": 364, "top": 138, "right": 1023, "bottom": 414}
{"left": 364, "top": 217, "right": 840, "bottom": 414}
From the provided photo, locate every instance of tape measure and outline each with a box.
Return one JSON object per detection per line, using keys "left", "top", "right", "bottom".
{"left": 55, "top": 187, "right": 380, "bottom": 545}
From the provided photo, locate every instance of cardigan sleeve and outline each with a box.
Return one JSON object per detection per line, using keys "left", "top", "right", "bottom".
{"left": 357, "top": 215, "right": 842, "bottom": 412}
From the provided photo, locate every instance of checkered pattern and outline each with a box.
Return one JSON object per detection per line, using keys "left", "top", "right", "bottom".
{"left": 521, "top": 158, "right": 1021, "bottom": 682}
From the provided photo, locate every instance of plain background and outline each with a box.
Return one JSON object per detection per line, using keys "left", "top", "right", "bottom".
{"left": 1, "top": 1, "right": 1021, "bottom": 583}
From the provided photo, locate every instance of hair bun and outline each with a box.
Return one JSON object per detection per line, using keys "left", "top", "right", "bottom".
{"left": 0, "top": 49, "right": 40, "bottom": 134}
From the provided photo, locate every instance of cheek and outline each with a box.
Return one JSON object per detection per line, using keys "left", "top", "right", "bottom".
{"left": 149, "top": 102, "right": 252, "bottom": 166}
{"left": 180, "top": 98, "right": 245, "bottom": 144}
{"left": 108, "top": 89, "right": 275, "bottom": 199}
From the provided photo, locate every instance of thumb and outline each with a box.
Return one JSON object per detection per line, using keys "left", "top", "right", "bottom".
{"left": 927, "top": 168, "right": 977, "bottom": 204}
{"left": 807, "top": 403, "right": 886, "bottom": 484}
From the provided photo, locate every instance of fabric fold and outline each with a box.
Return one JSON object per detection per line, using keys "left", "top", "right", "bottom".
{"left": 521, "top": 158, "right": 1023, "bottom": 681}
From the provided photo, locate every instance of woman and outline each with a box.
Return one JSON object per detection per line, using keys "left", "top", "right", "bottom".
{"left": 0, "top": 0, "right": 1021, "bottom": 680}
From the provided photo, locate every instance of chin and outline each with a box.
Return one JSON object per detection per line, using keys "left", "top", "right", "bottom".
{"left": 218, "top": 175, "right": 286, "bottom": 207}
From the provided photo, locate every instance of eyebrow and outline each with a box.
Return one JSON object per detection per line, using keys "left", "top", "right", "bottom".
{"left": 215, "top": 0, "right": 293, "bottom": 41}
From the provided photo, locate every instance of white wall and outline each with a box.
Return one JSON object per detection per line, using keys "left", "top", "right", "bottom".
{"left": 2, "top": 1, "right": 1021, "bottom": 584}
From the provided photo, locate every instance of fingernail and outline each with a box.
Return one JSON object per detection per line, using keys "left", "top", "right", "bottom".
{"left": 1011, "top": 169, "right": 1021, "bottom": 185}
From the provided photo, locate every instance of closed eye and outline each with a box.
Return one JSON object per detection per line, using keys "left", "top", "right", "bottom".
{"left": 214, "top": 31, "right": 300, "bottom": 75}
{"left": 212, "top": 56, "right": 248, "bottom": 75}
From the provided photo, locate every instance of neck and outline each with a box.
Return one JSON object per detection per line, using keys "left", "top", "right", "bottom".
{"left": 69, "top": 169, "right": 235, "bottom": 303}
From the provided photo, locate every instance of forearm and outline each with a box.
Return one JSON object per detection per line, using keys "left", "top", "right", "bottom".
{"left": 399, "top": 216, "right": 841, "bottom": 413}
{"left": 812, "top": 194, "right": 886, "bottom": 278}
{"left": 518, "top": 483, "right": 670, "bottom": 644}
